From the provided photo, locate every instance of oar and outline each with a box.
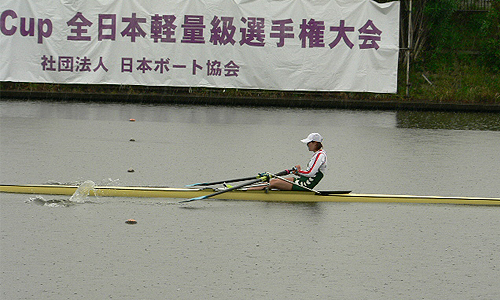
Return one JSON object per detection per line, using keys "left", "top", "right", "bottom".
{"left": 179, "top": 176, "right": 268, "bottom": 203}
{"left": 180, "top": 169, "right": 293, "bottom": 203}
{"left": 184, "top": 169, "right": 293, "bottom": 187}
{"left": 185, "top": 175, "right": 259, "bottom": 187}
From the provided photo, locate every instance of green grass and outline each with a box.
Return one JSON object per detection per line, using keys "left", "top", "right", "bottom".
{"left": 407, "top": 58, "right": 500, "bottom": 104}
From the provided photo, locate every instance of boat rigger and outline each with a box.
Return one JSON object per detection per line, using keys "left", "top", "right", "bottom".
{"left": 1, "top": 184, "right": 499, "bottom": 206}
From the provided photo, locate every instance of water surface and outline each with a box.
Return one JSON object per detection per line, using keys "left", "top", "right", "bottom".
{"left": 1, "top": 100, "right": 499, "bottom": 299}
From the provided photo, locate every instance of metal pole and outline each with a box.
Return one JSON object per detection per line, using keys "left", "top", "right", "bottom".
{"left": 406, "top": 0, "right": 412, "bottom": 97}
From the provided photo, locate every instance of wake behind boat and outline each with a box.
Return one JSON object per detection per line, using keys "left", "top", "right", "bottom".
{"left": 1, "top": 184, "right": 499, "bottom": 206}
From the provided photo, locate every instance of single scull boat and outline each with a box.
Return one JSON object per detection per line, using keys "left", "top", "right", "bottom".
{"left": 1, "top": 184, "right": 499, "bottom": 206}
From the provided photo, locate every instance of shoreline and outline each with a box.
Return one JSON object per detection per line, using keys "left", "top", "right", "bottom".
{"left": 1, "top": 90, "right": 499, "bottom": 112}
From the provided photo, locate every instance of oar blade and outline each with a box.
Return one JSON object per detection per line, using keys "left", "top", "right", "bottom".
{"left": 185, "top": 183, "right": 202, "bottom": 187}
{"left": 179, "top": 195, "right": 208, "bottom": 203}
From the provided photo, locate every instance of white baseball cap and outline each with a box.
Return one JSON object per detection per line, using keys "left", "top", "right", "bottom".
{"left": 301, "top": 133, "right": 323, "bottom": 144}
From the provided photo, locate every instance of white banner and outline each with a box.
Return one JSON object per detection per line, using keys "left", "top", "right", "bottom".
{"left": 1, "top": 0, "right": 400, "bottom": 93}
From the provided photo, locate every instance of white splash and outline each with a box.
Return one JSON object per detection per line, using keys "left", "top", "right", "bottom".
{"left": 69, "top": 180, "right": 96, "bottom": 203}
{"left": 98, "top": 178, "right": 120, "bottom": 186}
{"left": 26, "top": 196, "right": 72, "bottom": 207}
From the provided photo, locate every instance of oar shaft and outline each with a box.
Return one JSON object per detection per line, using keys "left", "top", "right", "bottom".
{"left": 180, "top": 177, "right": 264, "bottom": 203}
{"left": 273, "top": 169, "right": 292, "bottom": 177}
{"left": 203, "top": 178, "right": 262, "bottom": 197}
{"left": 185, "top": 169, "right": 292, "bottom": 187}
{"left": 180, "top": 169, "right": 293, "bottom": 203}
{"left": 186, "top": 176, "right": 257, "bottom": 187}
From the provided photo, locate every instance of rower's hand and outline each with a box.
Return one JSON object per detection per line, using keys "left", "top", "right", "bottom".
{"left": 293, "top": 165, "right": 301, "bottom": 175}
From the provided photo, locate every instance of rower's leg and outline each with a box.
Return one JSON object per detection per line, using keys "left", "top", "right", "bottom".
{"left": 247, "top": 177, "right": 294, "bottom": 191}
{"left": 268, "top": 177, "right": 293, "bottom": 191}
{"left": 247, "top": 183, "right": 269, "bottom": 190}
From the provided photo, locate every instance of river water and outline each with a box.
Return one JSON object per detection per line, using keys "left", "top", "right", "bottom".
{"left": 1, "top": 100, "right": 499, "bottom": 299}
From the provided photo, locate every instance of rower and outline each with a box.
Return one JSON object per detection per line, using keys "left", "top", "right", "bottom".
{"left": 250, "top": 133, "right": 327, "bottom": 191}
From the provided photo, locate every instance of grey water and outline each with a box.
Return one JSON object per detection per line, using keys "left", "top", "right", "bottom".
{"left": 1, "top": 100, "right": 499, "bottom": 299}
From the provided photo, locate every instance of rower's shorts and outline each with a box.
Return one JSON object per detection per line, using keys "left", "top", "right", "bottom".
{"left": 292, "top": 171, "right": 324, "bottom": 191}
